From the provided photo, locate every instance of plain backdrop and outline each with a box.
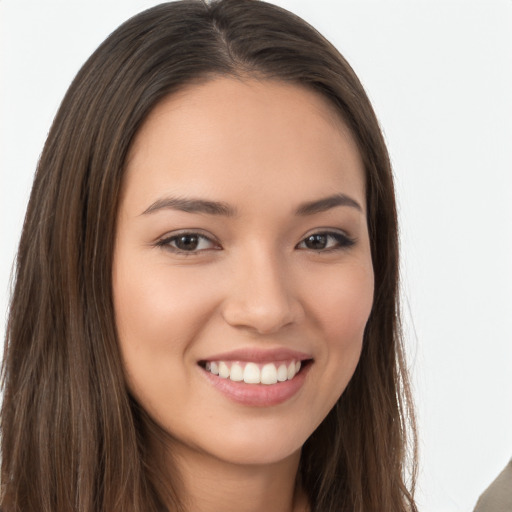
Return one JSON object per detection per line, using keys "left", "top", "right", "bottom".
{"left": 1, "top": 1, "right": 511, "bottom": 511}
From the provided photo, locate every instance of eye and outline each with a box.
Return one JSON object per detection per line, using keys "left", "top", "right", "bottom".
{"left": 297, "top": 231, "right": 355, "bottom": 251}
{"left": 156, "top": 232, "right": 220, "bottom": 254}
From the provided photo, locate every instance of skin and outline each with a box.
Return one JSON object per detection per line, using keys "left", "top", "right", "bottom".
{"left": 113, "top": 77, "right": 374, "bottom": 512}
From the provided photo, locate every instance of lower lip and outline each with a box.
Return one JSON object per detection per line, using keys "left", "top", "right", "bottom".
{"left": 200, "top": 363, "right": 311, "bottom": 407}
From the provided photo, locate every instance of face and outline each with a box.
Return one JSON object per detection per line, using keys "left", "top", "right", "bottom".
{"left": 113, "top": 77, "right": 374, "bottom": 467}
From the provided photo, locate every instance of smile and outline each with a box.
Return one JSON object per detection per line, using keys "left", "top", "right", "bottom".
{"left": 198, "top": 351, "right": 313, "bottom": 407}
{"left": 204, "top": 360, "right": 302, "bottom": 385}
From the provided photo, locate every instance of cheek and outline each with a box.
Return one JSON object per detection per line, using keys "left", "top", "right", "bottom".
{"left": 304, "top": 261, "right": 374, "bottom": 396}
{"left": 112, "top": 257, "right": 200, "bottom": 401}
{"left": 112, "top": 258, "right": 212, "bottom": 423}
{"left": 309, "top": 261, "right": 374, "bottom": 342}
{"left": 113, "top": 259, "right": 216, "bottom": 353}
{"left": 325, "top": 283, "right": 373, "bottom": 347}
{"left": 112, "top": 252, "right": 232, "bottom": 414}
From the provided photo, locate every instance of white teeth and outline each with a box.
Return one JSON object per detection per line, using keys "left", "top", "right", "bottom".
{"left": 243, "top": 363, "right": 260, "bottom": 384}
{"left": 230, "top": 363, "right": 243, "bottom": 382}
{"left": 204, "top": 359, "right": 305, "bottom": 384}
{"left": 218, "top": 361, "right": 230, "bottom": 379}
{"left": 261, "top": 363, "right": 278, "bottom": 385}
{"left": 277, "top": 364, "right": 288, "bottom": 382}
{"left": 287, "top": 362, "right": 296, "bottom": 380}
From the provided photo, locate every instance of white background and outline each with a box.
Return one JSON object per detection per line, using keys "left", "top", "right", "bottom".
{"left": 1, "top": 1, "right": 511, "bottom": 511}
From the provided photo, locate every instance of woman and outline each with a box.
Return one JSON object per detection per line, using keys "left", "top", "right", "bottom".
{"left": 0, "top": 1, "right": 417, "bottom": 511}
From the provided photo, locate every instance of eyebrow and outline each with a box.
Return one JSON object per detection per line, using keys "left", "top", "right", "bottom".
{"left": 295, "top": 193, "right": 363, "bottom": 215}
{"left": 141, "top": 192, "right": 362, "bottom": 217}
{"left": 141, "top": 197, "right": 236, "bottom": 216}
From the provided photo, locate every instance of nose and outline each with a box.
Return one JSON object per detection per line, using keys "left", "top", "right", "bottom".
{"left": 221, "top": 247, "right": 304, "bottom": 335}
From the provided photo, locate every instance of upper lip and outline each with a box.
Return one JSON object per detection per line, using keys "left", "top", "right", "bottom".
{"left": 200, "top": 347, "right": 313, "bottom": 363}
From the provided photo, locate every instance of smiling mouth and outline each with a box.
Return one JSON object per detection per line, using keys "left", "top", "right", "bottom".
{"left": 198, "top": 359, "right": 312, "bottom": 385}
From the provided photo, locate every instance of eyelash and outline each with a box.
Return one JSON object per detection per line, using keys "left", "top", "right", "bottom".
{"left": 155, "top": 230, "right": 356, "bottom": 255}
{"left": 155, "top": 232, "right": 220, "bottom": 255}
{"left": 296, "top": 231, "right": 356, "bottom": 252}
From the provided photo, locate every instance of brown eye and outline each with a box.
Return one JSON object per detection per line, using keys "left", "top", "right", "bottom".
{"left": 156, "top": 232, "right": 219, "bottom": 253}
{"left": 297, "top": 231, "right": 355, "bottom": 252}
{"left": 304, "top": 234, "right": 328, "bottom": 250}
{"left": 174, "top": 234, "right": 200, "bottom": 251}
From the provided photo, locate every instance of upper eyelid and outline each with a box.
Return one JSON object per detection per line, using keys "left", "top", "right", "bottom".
{"left": 157, "top": 229, "right": 218, "bottom": 243}
{"left": 299, "top": 227, "right": 352, "bottom": 239}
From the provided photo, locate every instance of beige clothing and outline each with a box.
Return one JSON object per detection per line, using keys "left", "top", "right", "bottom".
{"left": 473, "top": 459, "right": 512, "bottom": 512}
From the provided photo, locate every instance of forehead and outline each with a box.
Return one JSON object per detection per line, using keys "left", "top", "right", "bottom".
{"left": 123, "top": 77, "right": 365, "bottom": 214}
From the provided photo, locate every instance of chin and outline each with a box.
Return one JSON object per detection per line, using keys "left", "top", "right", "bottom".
{"left": 164, "top": 419, "right": 307, "bottom": 468}
{"left": 209, "top": 438, "right": 303, "bottom": 467}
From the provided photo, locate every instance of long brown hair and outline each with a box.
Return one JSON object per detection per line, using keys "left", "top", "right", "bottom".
{"left": 1, "top": 1, "right": 417, "bottom": 511}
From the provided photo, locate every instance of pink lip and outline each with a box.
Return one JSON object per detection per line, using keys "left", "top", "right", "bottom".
{"left": 199, "top": 360, "right": 312, "bottom": 407}
{"left": 200, "top": 347, "right": 312, "bottom": 363}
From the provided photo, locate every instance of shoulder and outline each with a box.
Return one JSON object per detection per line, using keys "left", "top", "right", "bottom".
{"left": 473, "top": 459, "right": 512, "bottom": 512}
